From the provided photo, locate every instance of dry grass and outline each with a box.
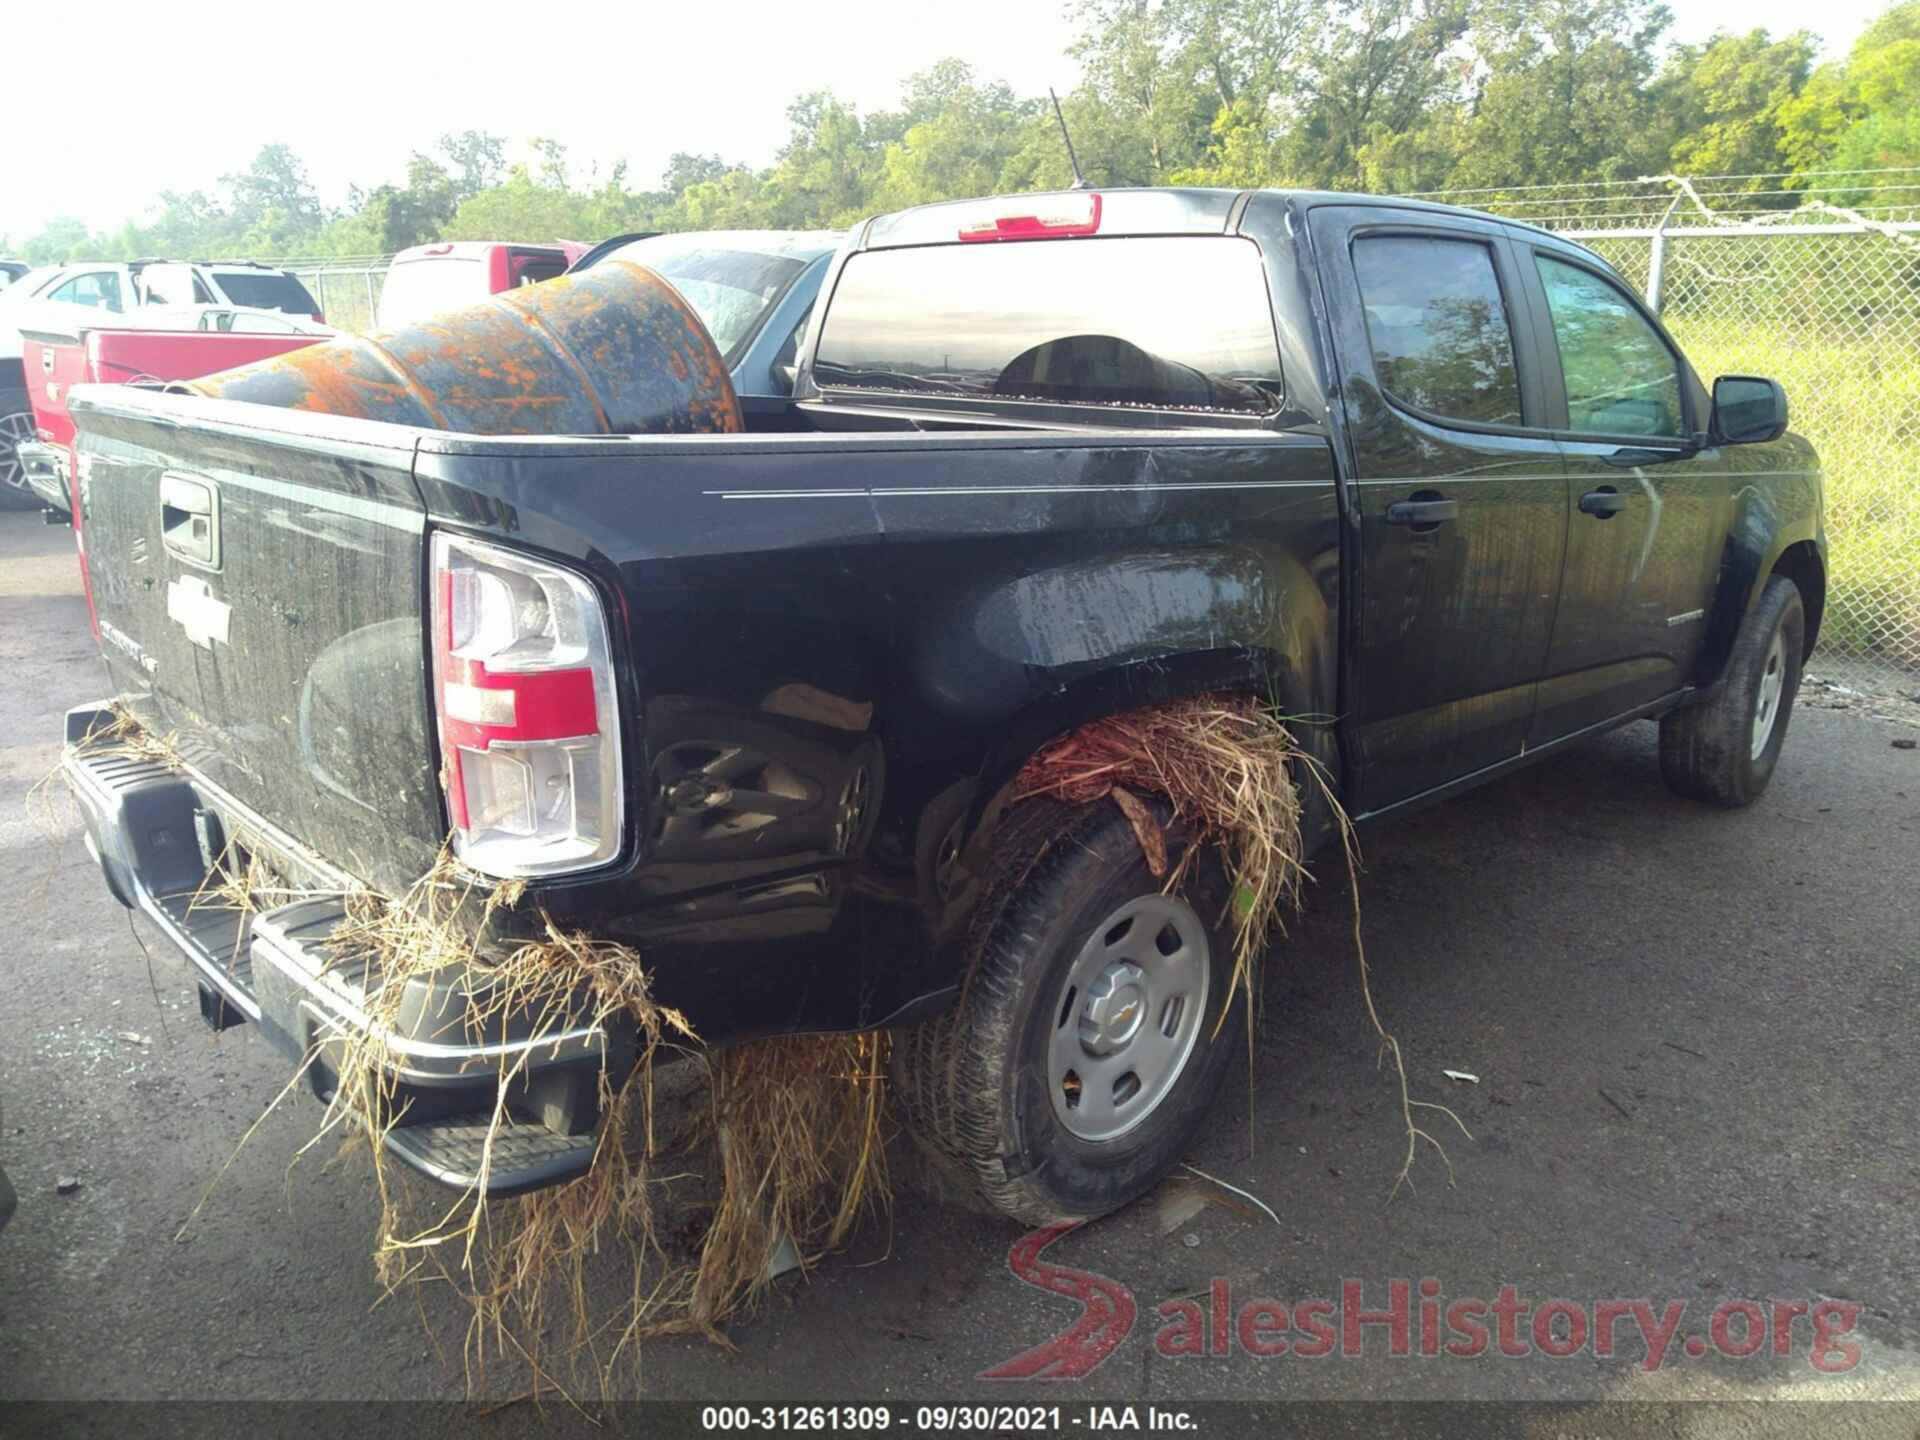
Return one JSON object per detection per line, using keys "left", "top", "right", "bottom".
{"left": 266, "top": 856, "right": 889, "bottom": 1397}
{"left": 79, "top": 693, "right": 1462, "bottom": 1403}
{"left": 29, "top": 701, "right": 183, "bottom": 828}
{"left": 1012, "top": 693, "right": 1467, "bottom": 1198}
{"left": 53, "top": 707, "right": 890, "bottom": 1396}
{"left": 1013, "top": 694, "right": 1310, "bottom": 1016}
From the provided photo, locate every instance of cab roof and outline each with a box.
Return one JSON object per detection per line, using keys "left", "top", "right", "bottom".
{"left": 861, "top": 186, "right": 1574, "bottom": 252}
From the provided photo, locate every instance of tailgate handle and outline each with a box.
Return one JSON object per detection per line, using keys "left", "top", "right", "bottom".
{"left": 160, "top": 472, "right": 220, "bottom": 570}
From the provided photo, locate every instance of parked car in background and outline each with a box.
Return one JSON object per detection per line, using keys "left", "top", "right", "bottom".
{"left": 373, "top": 240, "right": 589, "bottom": 329}
{"left": 0, "top": 274, "right": 45, "bottom": 504}
{"left": 1, "top": 260, "right": 326, "bottom": 356}
{"left": 572, "top": 230, "right": 840, "bottom": 412}
{"left": 0, "top": 261, "right": 328, "bottom": 505}
{"left": 0, "top": 260, "right": 29, "bottom": 290}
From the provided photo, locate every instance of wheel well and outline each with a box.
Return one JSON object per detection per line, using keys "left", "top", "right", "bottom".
{"left": 932, "top": 658, "right": 1335, "bottom": 932}
{"left": 1771, "top": 542, "right": 1825, "bottom": 653}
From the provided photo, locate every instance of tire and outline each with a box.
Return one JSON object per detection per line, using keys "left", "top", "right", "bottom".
{"left": 892, "top": 796, "right": 1243, "bottom": 1225}
{"left": 0, "top": 394, "right": 38, "bottom": 511}
{"left": 1659, "top": 574, "right": 1805, "bottom": 807}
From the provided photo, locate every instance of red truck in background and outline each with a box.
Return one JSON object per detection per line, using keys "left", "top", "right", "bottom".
{"left": 17, "top": 329, "right": 327, "bottom": 638}
{"left": 21, "top": 241, "right": 596, "bottom": 519}
{"left": 374, "top": 240, "right": 589, "bottom": 329}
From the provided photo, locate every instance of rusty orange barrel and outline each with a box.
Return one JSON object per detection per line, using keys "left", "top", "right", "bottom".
{"left": 179, "top": 261, "right": 742, "bottom": 436}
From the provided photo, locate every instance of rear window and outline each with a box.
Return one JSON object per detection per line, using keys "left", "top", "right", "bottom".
{"left": 377, "top": 257, "right": 488, "bottom": 329}
{"left": 812, "top": 237, "right": 1282, "bottom": 415}
{"left": 211, "top": 271, "right": 319, "bottom": 314}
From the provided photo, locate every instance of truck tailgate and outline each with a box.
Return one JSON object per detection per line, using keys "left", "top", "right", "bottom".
{"left": 72, "top": 387, "right": 443, "bottom": 892}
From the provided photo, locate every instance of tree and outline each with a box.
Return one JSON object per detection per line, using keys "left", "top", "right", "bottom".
{"left": 138, "top": 189, "right": 236, "bottom": 258}
{"left": 874, "top": 63, "right": 1040, "bottom": 208}
{"left": 1658, "top": 29, "right": 1816, "bottom": 193}
{"left": 22, "top": 216, "right": 96, "bottom": 265}
{"left": 1779, "top": 3, "right": 1920, "bottom": 201}
{"left": 1271, "top": 0, "right": 1474, "bottom": 188}
{"left": 438, "top": 130, "right": 507, "bottom": 202}
{"left": 1447, "top": 0, "right": 1674, "bottom": 189}
{"left": 1066, "top": 0, "right": 1244, "bottom": 181}
{"left": 221, "top": 143, "right": 326, "bottom": 254}
{"left": 757, "top": 93, "right": 888, "bottom": 226}
{"left": 660, "top": 152, "right": 733, "bottom": 198}
{"left": 355, "top": 155, "right": 459, "bottom": 252}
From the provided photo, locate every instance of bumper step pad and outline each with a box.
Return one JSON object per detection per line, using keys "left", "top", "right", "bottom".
{"left": 65, "top": 729, "right": 611, "bottom": 1200}
{"left": 382, "top": 1116, "right": 598, "bottom": 1196}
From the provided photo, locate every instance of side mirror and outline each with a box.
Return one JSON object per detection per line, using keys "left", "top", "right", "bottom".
{"left": 770, "top": 361, "right": 799, "bottom": 396}
{"left": 1711, "top": 375, "right": 1788, "bottom": 445}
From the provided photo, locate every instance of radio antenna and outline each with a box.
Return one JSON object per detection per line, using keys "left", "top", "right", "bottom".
{"left": 1049, "top": 88, "right": 1092, "bottom": 190}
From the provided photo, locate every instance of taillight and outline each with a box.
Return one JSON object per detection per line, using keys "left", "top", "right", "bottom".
{"left": 429, "top": 532, "right": 622, "bottom": 877}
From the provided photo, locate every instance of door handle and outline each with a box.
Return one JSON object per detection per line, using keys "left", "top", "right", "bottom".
{"left": 1579, "top": 487, "right": 1627, "bottom": 518}
{"left": 1384, "top": 497, "right": 1458, "bottom": 528}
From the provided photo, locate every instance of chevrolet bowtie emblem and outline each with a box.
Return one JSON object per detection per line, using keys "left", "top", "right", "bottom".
{"left": 167, "top": 575, "right": 231, "bottom": 650}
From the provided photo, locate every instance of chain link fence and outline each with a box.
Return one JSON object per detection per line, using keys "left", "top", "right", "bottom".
{"left": 280, "top": 258, "right": 390, "bottom": 335}
{"left": 1406, "top": 173, "right": 1920, "bottom": 696}
{"left": 1580, "top": 221, "right": 1919, "bottom": 694}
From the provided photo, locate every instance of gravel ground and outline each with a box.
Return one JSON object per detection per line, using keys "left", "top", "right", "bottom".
{"left": 2, "top": 509, "right": 1917, "bottom": 1431}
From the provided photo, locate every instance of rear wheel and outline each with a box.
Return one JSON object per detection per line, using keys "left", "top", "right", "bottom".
{"left": 1659, "top": 574, "right": 1805, "bottom": 807}
{"left": 892, "top": 797, "right": 1242, "bottom": 1225}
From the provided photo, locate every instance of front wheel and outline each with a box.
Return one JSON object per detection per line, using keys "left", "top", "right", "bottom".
{"left": 892, "top": 798, "right": 1242, "bottom": 1225}
{"left": 1659, "top": 574, "right": 1805, "bottom": 807}
{"left": 0, "top": 406, "right": 39, "bottom": 510}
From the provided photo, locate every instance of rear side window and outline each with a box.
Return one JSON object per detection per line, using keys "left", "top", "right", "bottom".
{"left": 813, "top": 237, "right": 1282, "bottom": 415}
{"left": 1352, "top": 236, "right": 1522, "bottom": 427}
{"left": 511, "top": 256, "right": 566, "bottom": 287}
{"left": 48, "top": 271, "right": 124, "bottom": 312}
{"left": 211, "top": 272, "right": 319, "bottom": 314}
{"left": 1533, "top": 255, "right": 1685, "bottom": 439}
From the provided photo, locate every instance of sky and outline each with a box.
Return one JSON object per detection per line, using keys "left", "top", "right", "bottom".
{"left": 0, "top": 0, "right": 1897, "bottom": 242}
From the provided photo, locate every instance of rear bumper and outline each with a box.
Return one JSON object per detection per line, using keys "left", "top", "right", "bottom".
{"left": 16, "top": 440, "right": 69, "bottom": 515}
{"left": 62, "top": 703, "right": 617, "bottom": 1196}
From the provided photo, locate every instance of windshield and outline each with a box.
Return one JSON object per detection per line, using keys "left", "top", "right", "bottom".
{"left": 813, "top": 236, "right": 1282, "bottom": 416}
{"left": 377, "top": 257, "right": 488, "bottom": 329}
{"left": 596, "top": 236, "right": 807, "bottom": 363}
{"left": 211, "top": 271, "right": 319, "bottom": 314}
{"left": 0, "top": 268, "right": 60, "bottom": 306}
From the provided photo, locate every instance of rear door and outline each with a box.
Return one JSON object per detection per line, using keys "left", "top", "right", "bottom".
{"left": 1311, "top": 207, "right": 1569, "bottom": 810}
{"left": 1512, "top": 243, "right": 1729, "bottom": 741}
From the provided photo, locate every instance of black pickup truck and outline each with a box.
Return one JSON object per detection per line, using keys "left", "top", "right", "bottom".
{"left": 59, "top": 191, "right": 1823, "bottom": 1224}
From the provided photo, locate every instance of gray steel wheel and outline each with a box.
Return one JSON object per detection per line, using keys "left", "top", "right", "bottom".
{"left": 1659, "top": 573, "right": 1804, "bottom": 808}
{"left": 891, "top": 796, "right": 1244, "bottom": 1225}
{"left": 1047, "top": 892, "right": 1211, "bottom": 1142}
{"left": 0, "top": 410, "right": 32, "bottom": 492}
{"left": 1750, "top": 630, "right": 1787, "bottom": 761}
